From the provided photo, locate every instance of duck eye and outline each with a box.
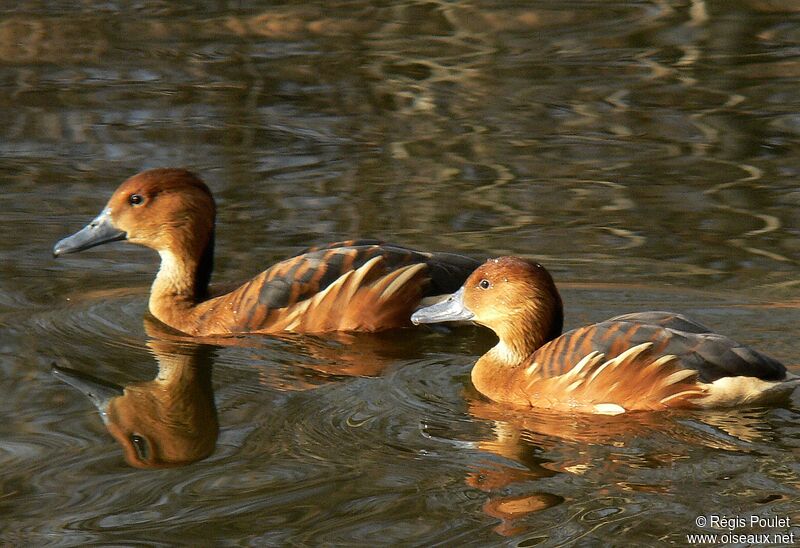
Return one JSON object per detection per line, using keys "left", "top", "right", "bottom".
{"left": 130, "top": 433, "right": 149, "bottom": 461}
{"left": 128, "top": 194, "right": 144, "bottom": 206}
{"left": 478, "top": 279, "right": 491, "bottom": 290}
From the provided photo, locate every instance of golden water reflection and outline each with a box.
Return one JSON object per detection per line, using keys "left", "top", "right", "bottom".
{"left": 54, "top": 319, "right": 218, "bottom": 469}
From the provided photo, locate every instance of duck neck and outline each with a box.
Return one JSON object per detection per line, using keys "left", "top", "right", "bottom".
{"left": 149, "top": 231, "right": 215, "bottom": 328}
{"left": 472, "top": 309, "right": 561, "bottom": 404}
{"left": 472, "top": 338, "right": 535, "bottom": 403}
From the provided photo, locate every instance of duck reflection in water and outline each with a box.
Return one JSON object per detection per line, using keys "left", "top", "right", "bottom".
{"left": 149, "top": 324, "right": 429, "bottom": 391}
{"left": 53, "top": 318, "right": 218, "bottom": 469}
{"left": 459, "top": 395, "right": 667, "bottom": 536}
{"left": 462, "top": 394, "right": 781, "bottom": 536}
{"left": 50, "top": 317, "right": 422, "bottom": 468}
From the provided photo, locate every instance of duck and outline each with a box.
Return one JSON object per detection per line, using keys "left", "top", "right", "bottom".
{"left": 53, "top": 168, "right": 480, "bottom": 336}
{"left": 411, "top": 256, "right": 800, "bottom": 414}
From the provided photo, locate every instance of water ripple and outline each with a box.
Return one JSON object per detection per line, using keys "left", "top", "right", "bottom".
{"left": 27, "top": 287, "right": 148, "bottom": 355}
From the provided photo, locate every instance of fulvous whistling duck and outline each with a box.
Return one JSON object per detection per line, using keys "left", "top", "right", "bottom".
{"left": 53, "top": 168, "right": 480, "bottom": 336}
{"left": 412, "top": 256, "right": 800, "bottom": 414}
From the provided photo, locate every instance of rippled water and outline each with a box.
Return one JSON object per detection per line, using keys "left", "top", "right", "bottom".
{"left": 4, "top": 1, "right": 800, "bottom": 545}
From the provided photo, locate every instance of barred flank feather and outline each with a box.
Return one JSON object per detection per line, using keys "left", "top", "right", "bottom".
{"left": 193, "top": 243, "right": 478, "bottom": 335}
{"left": 247, "top": 257, "right": 429, "bottom": 332}
{"left": 519, "top": 343, "right": 706, "bottom": 412}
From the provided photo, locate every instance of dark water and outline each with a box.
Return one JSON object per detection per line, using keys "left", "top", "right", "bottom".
{"left": 4, "top": 1, "right": 800, "bottom": 545}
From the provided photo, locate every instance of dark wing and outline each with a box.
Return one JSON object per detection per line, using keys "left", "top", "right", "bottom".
{"left": 419, "top": 249, "right": 483, "bottom": 295}
{"left": 608, "top": 311, "right": 713, "bottom": 334}
{"left": 296, "top": 239, "right": 482, "bottom": 297}
{"left": 531, "top": 312, "right": 786, "bottom": 383}
{"left": 300, "top": 240, "right": 480, "bottom": 295}
{"left": 206, "top": 242, "right": 479, "bottom": 333}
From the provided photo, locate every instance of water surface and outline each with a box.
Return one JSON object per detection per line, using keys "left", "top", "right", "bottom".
{"left": 3, "top": 1, "right": 800, "bottom": 545}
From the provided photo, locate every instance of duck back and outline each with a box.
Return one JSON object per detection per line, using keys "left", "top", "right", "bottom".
{"left": 530, "top": 311, "right": 786, "bottom": 383}
{"left": 194, "top": 240, "right": 480, "bottom": 334}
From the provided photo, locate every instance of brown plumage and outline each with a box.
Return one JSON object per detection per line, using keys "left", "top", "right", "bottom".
{"left": 412, "top": 256, "right": 799, "bottom": 413}
{"left": 53, "top": 168, "right": 479, "bottom": 336}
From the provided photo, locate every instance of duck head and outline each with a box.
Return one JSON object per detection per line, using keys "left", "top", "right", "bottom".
{"left": 54, "top": 168, "right": 215, "bottom": 256}
{"left": 412, "top": 256, "right": 564, "bottom": 357}
{"left": 53, "top": 168, "right": 216, "bottom": 298}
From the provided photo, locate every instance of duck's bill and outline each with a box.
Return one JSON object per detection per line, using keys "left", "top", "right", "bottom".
{"left": 411, "top": 287, "right": 475, "bottom": 324}
{"left": 52, "top": 364, "right": 124, "bottom": 423}
{"left": 53, "top": 210, "right": 126, "bottom": 257}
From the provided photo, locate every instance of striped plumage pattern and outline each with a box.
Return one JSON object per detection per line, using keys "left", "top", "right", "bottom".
{"left": 510, "top": 311, "right": 787, "bottom": 412}
{"left": 527, "top": 311, "right": 786, "bottom": 382}
{"left": 196, "top": 240, "right": 480, "bottom": 334}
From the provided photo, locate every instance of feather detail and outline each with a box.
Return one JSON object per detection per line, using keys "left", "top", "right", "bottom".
{"left": 563, "top": 351, "right": 604, "bottom": 381}
{"left": 524, "top": 362, "right": 540, "bottom": 376}
{"left": 592, "top": 403, "right": 626, "bottom": 415}
{"left": 662, "top": 368, "right": 699, "bottom": 386}
{"left": 375, "top": 263, "right": 427, "bottom": 302}
{"left": 259, "top": 257, "right": 429, "bottom": 332}
{"left": 659, "top": 389, "right": 705, "bottom": 405}
{"left": 515, "top": 342, "right": 706, "bottom": 412}
{"left": 180, "top": 243, "right": 478, "bottom": 335}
